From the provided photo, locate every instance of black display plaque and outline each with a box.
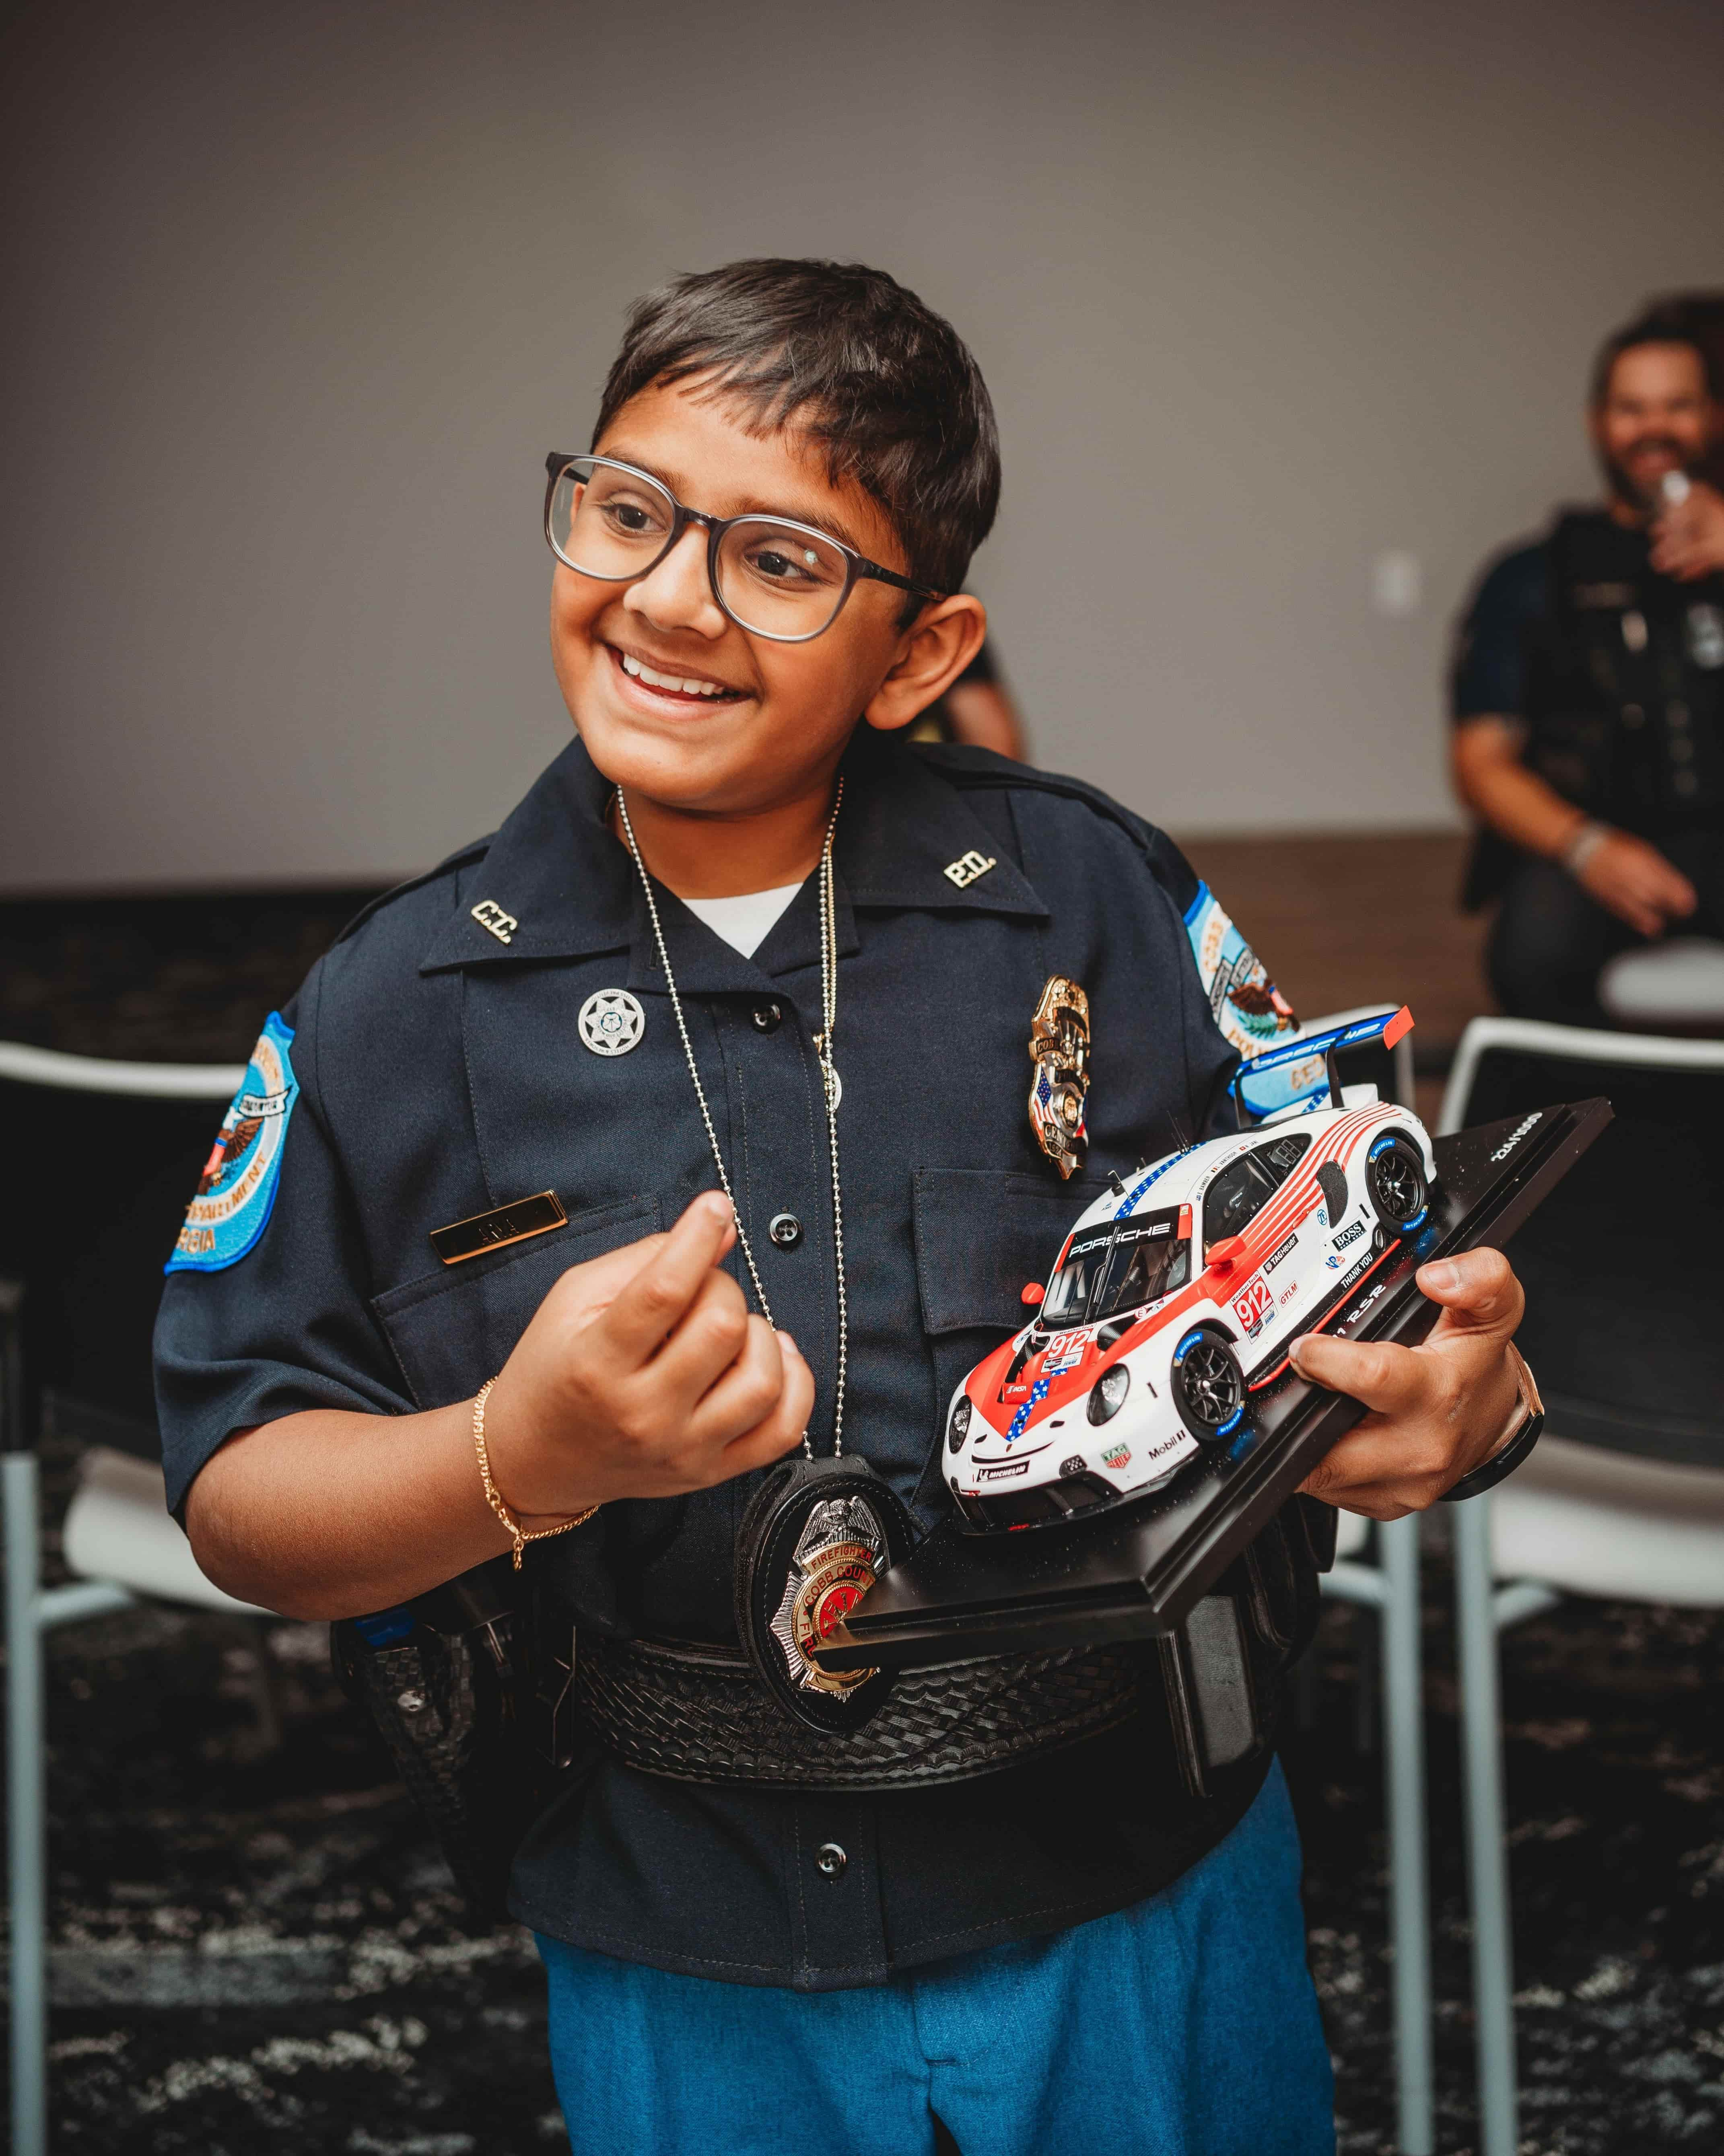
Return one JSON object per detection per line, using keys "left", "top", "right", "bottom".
{"left": 815, "top": 1100, "right": 1612, "bottom": 1675}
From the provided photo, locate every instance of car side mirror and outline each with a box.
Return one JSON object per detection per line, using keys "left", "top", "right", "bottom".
{"left": 1020, "top": 1281, "right": 1044, "bottom": 1306}
{"left": 1205, "top": 1235, "right": 1245, "bottom": 1271}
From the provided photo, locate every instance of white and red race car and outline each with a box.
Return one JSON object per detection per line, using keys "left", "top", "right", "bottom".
{"left": 943, "top": 1009, "right": 1435, "bottom": 1530}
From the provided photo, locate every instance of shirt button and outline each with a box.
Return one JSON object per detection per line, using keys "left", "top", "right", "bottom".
{"left": 814, "top": 1842, "right": 847, "bottom": 1880}
{"left": 751, "top": 1002, "right": 783, "bottom": 1033}
{"left": 769, "top": 1212, "right": 802, "bottom": 1249}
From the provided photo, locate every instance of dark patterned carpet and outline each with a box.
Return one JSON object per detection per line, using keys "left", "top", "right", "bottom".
{"left": 11, "top": 1436, "right": 1722, "bottom": 2154}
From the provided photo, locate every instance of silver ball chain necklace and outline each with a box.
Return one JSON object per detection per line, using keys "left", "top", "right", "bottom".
{"left": 614, "top": 779, "right": 915, "bottom": 1733}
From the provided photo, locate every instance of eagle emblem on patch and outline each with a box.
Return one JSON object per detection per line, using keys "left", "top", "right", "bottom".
{"left": 1028, "top": 975, "right": 1090, "bottom": 1179}
{"left": 166, "top": 1012, "right": 300, "bottom": 1273}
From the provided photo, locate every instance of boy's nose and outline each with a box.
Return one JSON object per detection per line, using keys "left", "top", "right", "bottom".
{"left": 622, "top": 524, "right": 727, "bottom": 640}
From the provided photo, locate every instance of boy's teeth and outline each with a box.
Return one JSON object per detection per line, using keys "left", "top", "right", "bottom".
{"left": 620, "top": 652, "right": 729, "bottom": 697}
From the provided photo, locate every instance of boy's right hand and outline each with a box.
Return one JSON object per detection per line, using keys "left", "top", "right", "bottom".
{"left": 479, "top": 1190, "right": 812, "bottom": 1519}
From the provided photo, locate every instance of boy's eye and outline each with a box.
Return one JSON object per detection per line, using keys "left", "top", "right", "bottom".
{"left": 732, "top": 525, "right": 844, "bottom": 589}
{"left": 599, "top": 494, "right": 669, "bottom": 539}
{"left": 750, "top": 547, "right": 810, "bottom": 582}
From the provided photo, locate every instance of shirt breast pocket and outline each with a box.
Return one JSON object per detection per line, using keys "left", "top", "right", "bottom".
{"left": 370, "top": 1192, "right": 662, "bottom": 1411}
{"left": 908, "top": 1166, "right": 1108, "bottom": 1514}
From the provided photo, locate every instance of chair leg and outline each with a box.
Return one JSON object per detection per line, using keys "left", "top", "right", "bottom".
{"left": 1353, "top": 1600, "right": 1380, "bottom": 1754}
{"left": 241, "top": 1617, "right": 284, "bottom": 1754}
{"left": 1379, "top": 1512, "right": 1433, "bottom": 2156}
{"left": 4, "top": 1452, "right": 48, "bottom": 2156}
{"left": 1454, "top": 1496, "right": 1517, "bottom": 2156}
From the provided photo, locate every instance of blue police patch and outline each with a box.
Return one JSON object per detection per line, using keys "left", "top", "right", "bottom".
{"left": 166, "top": 1012, "right": 300, "bottom": 1273}
{"left": 1182, "top": 882, "right": 1300, "bottom": 1055}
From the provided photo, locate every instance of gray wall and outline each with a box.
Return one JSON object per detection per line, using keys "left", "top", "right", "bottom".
{"left": 4, "top": 0, "right": 1721, "bottom": 891}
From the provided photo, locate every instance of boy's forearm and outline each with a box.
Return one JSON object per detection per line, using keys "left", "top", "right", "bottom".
{"left": 184, "top": 1401, "right": 525, "bottom": 1619}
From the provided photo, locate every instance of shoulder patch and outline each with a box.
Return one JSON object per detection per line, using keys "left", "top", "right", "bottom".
{"left": 1183, "top": 882, "right": 1300, "bottom": 1057}
{"left": 166, "top": 1012, "right": 300, "bottom": 1273}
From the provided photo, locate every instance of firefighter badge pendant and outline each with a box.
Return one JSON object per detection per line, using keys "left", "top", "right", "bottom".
{"left": 1028, "top": 975, "right": 1091, "bottom": 1179}
{"left": 736, "top": 1455, "right": 915, "bottom": 1732}
{"left": 768, "top": 1496, "right": 884, "bottom": 1701}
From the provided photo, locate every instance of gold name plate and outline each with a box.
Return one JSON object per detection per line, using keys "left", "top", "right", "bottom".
{"left": 430, "top": 1190, "right": 567, "bottom": 1265}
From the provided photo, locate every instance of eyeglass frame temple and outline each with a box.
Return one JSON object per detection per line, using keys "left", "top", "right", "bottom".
{"left": 542, "top": 451, "right": 938, "bottom": 606}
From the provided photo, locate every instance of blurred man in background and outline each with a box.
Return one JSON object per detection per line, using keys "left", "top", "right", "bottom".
{"left": 1451, "top": 312, "right": 1724, "bottom": 1024}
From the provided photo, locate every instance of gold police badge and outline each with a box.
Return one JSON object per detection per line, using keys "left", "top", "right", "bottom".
{"left": 1028, "top": 975, "right": 1091, "bottom": 1179}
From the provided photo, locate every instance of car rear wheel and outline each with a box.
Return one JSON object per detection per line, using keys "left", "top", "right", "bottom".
{"left": 1171, "top": 1327, "right": 1247, "bottom": 1444}
{"left": 1366, "top": 1132, "right": 1429, "bottom": 1236}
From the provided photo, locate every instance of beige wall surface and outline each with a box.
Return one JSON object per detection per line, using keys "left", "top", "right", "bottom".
{"left": 3, "top": 0, "right": 1720, "bottom": 891}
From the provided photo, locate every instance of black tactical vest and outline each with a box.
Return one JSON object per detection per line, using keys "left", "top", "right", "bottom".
{"left": 1467, "top": 511, "right": 1724, "bottom": 907}
{"left": 1526, "top": 510, "right": 1724, "bottom": 828}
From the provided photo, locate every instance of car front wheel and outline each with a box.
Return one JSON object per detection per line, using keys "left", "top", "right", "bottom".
{"left": 1171, "top": 1327, "right": 1247, "bottom": 1444}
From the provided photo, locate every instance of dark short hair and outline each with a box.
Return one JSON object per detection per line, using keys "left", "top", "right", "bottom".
{"left": 1590, "top": 312, "right": 1719, "bottom": 406}
{"left": 592, "top": 259, "right": 1000, "bottom": 608}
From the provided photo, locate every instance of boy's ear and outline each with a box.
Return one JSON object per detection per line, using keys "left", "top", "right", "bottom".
{"left": 862, "top": 595, "right": 989, "bottom": 734}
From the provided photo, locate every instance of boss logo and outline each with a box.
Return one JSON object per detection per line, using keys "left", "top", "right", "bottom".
{"left": 1333, "top": 1220, "right": 1366, "bottom": 1251}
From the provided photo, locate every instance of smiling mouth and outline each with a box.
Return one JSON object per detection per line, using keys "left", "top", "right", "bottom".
{"left": 609, "top": 644, "right": 747, "bottom": 704}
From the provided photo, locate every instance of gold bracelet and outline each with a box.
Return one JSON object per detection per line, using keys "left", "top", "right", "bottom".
{"left": 473, "top": 1376, "right": 599, "bottom": 1571}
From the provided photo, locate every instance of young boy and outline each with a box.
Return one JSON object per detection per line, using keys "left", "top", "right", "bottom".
{"left": 156, "top": 259, "right": 1531, "bottom": 2154}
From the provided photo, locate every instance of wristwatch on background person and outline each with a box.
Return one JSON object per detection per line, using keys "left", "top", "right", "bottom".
{"left": 1559, "top": 819, "right": 1610, "bottom": 878}
{"left": 1440, "top": 1343, "right": 1544, "bottom": 1502}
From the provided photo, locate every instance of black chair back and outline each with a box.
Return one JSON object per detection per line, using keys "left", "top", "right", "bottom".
{"left": 0, "top": 1065, "right": 228, "bottom": 1456}
{"left": 1446, "top": 1025, "right": 1724, "bottom": 1466}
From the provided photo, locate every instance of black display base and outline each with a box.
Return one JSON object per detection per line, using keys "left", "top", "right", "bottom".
{"left": 816, "top": 1100, "right": 1612, "bottom": 1675}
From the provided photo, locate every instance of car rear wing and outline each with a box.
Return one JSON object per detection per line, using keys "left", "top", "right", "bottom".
{"left": 1232, "top": 1006, "right": 1414, "bottom": 1124}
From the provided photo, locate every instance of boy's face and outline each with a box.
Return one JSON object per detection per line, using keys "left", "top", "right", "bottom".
{"left": 549, "top": 376, "right": 981, "bottom": 815}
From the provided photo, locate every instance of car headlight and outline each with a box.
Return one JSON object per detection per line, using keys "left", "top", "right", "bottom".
{"left": 1087, "top": 1364, "right": 1131, "bottom": 1426}
{"left": 948, "top": 1395, "right": 973, "bottom": 1452}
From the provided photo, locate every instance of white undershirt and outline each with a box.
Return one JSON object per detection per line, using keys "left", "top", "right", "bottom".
{"left": 681, "top": 882, "right": 804, "bottom": 959}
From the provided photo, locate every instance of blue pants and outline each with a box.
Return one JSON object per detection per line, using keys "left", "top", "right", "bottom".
{"left": 538, "top": 1759, "right": 1333, "bottom": 2155}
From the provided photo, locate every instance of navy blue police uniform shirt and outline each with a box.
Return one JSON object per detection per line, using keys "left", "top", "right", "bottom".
{"left": 1450, "top": 535, "right": 1552, "bottom": 724}
{"left": 155, "top": 726, "right": 1302, "bottom": 1992}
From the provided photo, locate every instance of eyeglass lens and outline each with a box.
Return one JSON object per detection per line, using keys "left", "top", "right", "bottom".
{"left": 547, "top": 459, "right": 853, "bottom": 640}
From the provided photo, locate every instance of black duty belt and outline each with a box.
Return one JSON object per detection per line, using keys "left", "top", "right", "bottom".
{"left": 573, "top": 1633, "right": 1145, "bottom": 1790}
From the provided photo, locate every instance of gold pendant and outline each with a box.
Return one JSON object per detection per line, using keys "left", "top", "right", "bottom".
{"left": 1028, "top": 975, "right": 1090, "bottom": 1179}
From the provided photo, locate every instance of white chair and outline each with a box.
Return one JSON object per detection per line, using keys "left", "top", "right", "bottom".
{"left": 1293, "top": 1006, "right": 1431, "bottom": 2156}
{"left": 1319, "top": 1505, "right": 1430, "bottom": 2156}
{"left": 1438, "top": 1016, "right": 1724, "bottom": 2156}
{"left": 1, "top": 1040, "right": 270, "bottom": 2156}
{"left": 1598, "top": 935, "right": 1724, "bottom": 1033}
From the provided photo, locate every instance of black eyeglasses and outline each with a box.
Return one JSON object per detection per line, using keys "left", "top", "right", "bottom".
{"left": 543, "top": 452, "right": 938, "bottom": 643}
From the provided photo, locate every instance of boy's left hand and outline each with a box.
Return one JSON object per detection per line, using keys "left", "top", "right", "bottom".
{"left": 1289, "top": 1248, "right": 1526, "bottom": 1520}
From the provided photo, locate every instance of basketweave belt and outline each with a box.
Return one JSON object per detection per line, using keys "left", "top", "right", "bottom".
{"left": 572, "top": 1633, "right": 1145, "bottom": 1790}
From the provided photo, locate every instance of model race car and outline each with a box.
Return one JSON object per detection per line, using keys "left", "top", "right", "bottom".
{"left": 943, "top": 1008, "right": 1435, "bottom": 1530}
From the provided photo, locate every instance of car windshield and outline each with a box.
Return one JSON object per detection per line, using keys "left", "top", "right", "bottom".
{"left": 1201, "top": 1131, "right": 1311, "bottom": 1248}
{"left": 1040, "top": 1208, "right": 1188, "bottom": 1328}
